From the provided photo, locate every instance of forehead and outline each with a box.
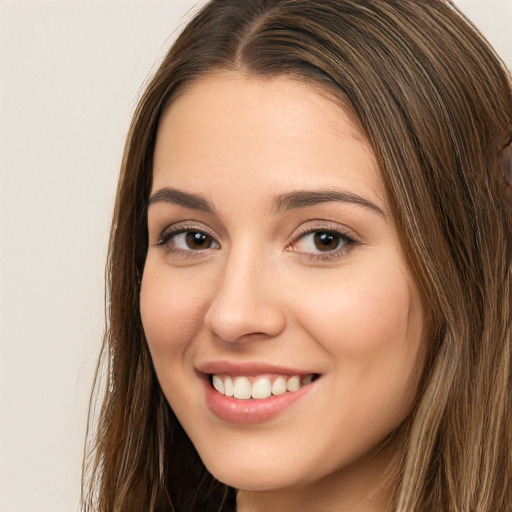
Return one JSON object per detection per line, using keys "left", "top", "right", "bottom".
{"left": 152, "top": 73, "right": 385, "bottom": 210}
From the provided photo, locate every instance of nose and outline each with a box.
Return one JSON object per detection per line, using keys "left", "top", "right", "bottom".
{"left": 204, "top": 247, "right": 286, "bottom": 344}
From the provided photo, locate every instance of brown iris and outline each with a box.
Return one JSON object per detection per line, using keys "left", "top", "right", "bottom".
{"left": 313, "top": 231, "right": 341, "bottom": 251}
{"left": 186, "top": 231, "right": 214, "bottom": 250}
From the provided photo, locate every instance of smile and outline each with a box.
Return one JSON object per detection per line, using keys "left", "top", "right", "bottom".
{"left": 210, "top": 374, "right": 315, "bottom": 399}
{"left": 201, "top": 368, "right": 320, "bottom": 423}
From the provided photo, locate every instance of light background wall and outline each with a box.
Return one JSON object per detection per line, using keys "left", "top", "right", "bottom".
{"left": 0, "top": 1, "right": 510, "bottom": 511}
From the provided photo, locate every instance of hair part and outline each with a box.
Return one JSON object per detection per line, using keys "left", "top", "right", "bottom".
{"left": 82, "top": 1, "right": 512, "bottom": 511}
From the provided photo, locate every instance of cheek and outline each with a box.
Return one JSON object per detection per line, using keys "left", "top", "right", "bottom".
{"left": 297, "top": 258, "right": 420, "bottom": 353}
{"left": 139, "top": 264, "right": 213, "bottom": 418}
{"left": 293, "top": 254, "right": 424, "bottom": 414}
{"left": 290, "top": 262, "right": 423, "bottom": 463}
{"left": 139, "top": 264, "right": 207, "bottom": 358}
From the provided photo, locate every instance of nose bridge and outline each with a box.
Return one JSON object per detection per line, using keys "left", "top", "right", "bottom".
{"left": 204, "top": 241, "right": 286, "bottom": 343}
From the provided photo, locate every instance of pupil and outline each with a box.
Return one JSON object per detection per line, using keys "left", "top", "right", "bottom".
{"left": 314, "top": 232, "right": 339, "bottom": 251}
{"left": 186, "top": 231, "right": 210, "bottom": 249}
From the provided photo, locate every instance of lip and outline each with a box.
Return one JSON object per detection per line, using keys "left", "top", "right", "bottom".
{"left": 197, "top": 361, "right": 319, "bottom": 424}
{"left": 197, "top": 360, "right": 315, "bottom": 377}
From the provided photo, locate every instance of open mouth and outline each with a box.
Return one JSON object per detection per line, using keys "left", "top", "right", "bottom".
{"left": 208, "top": 373, "right": 320, "bottom": 400}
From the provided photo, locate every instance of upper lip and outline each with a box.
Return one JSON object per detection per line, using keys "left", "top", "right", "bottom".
{"left": 196, "top": 360, "right": 318, "bottom": 377}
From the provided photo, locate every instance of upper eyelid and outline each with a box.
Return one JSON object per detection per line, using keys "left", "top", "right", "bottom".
{"left": 154, "top": 225, "right": 221, "bottom": 256}
{"left": 288, "top": 227, "right": 355, "bottom": 251}
{"left": 289, "top": 221, "right": 358, "bottom": 243}
{"left": 158, "top": 222, "right": 220, "bottom": 240}
{"left": 156, "top": 225, "right": 221, "bottom": 256}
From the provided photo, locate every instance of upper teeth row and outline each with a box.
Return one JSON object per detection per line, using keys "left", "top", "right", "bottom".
{"left": 212, "top": 374, "right": 313, "bottom": 400}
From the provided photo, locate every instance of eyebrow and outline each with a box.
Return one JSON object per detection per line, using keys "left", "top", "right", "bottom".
{"left": 148, "top": 186, "right": 385, "bottom": 217}
{"left": 272, "top": 189, "right": 386, "bottom": 217}
{"left": 148, "top": 187, "right": 214, "bottom": 211}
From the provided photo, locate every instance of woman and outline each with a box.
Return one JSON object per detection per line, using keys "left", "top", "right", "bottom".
{"left": 82, "top": 1, "right": 512, "bottom": 511}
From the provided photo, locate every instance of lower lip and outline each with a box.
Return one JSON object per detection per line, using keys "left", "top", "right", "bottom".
{"left": 202, "top": 376, "right": 316, "bottom": 424}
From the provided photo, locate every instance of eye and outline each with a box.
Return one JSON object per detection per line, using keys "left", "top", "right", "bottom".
{"left": 289, "top": 227, "right": 356, "bottom": 261}
{"left": 175, "top": 231, "right": 217, "bottom": 251}
{"left": 308, "top": 231, "right": 343, "bottom": 251}
{"left": 157, "top": 225, "right": 220, "bottom": 255}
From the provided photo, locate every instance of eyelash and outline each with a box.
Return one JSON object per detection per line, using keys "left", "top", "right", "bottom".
{"left": 156, "top": 224, "right": 219, "bottom": 258}
{"left": 287, "top": 225, "right": 356, "bottom": 262}
{"left": 155, "top": 223, "right": 357, "bottom": 262}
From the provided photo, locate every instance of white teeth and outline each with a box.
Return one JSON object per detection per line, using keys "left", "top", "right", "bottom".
{"left": 286, "top": 375, "right": 300, "bottom": 392}
{"left": 251, "top": 377, "right": 272, "bottom": 399}
{"left": 271, "top": 376, "right": 287, "bottom": 396}
{"left": 212, "top": 373, "right": 315, "bottom": 399}
{"left": 212, "top": 375, "right": 224, "bottom": 394}
{"left": 233, "top": 377, "right": 252, "bottom": 399}
{"left": 224, "top": 376, "right": 234, "bottom": 397}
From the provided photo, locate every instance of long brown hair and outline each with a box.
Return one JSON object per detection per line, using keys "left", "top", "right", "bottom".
{"left": 82, "top": 1, "right": 512, "bottom": 510}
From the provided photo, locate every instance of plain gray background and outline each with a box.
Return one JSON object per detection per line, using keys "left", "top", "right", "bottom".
{"left": 1, "top": 1, "right": 510, "bottom": 511}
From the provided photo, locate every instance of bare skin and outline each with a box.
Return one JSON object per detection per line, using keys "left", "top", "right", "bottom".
{"left": 141, "top": 74, "right": 423, "bottom": 511}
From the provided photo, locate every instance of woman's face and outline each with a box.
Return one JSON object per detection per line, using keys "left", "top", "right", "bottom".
{"left": 141, "top": 74, "right": 424, "bottom": 503}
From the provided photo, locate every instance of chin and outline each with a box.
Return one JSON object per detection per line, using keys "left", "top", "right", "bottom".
{"left": 193, "top": 444, "right": 304, "bottom": 491}
{"left": 206, "top": 463, "right": 298, "bottom": 492}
